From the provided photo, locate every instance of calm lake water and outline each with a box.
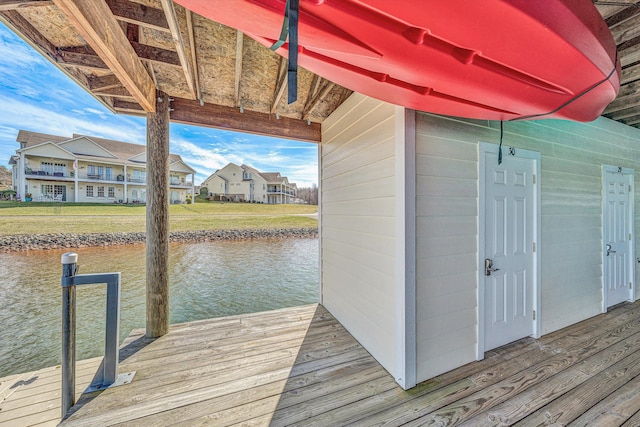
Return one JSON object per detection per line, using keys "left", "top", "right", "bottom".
{"left": 0, "top": 238, "right": 318, "bottom": 377}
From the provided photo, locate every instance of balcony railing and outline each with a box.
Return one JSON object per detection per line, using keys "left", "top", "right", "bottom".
{"left": 25, "top": 169, "right": 72, "bottom": 178}
{"left": 169, "top": 180, "right": 193, "bottom": 187}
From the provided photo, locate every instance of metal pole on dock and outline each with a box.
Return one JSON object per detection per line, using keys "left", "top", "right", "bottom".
{"left": 61, "top": 252, "right": 78, "bottom": 419}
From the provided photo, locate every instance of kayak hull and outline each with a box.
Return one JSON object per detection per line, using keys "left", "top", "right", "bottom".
{"left": 175, "top": 0, "right": 620, "bottom": 122}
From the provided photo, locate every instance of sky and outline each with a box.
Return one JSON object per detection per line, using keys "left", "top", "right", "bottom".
{"left": 0, "top": 22, "right": 318, "bottom": 187}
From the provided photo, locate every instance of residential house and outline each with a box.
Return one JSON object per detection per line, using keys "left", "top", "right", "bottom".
{"left": 201, "top": 163, "right": 296, "bottom": 204}
{"left": 8, "top": 130, "right": 196, "bottom": 204}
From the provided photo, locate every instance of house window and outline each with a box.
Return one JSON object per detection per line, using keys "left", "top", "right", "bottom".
{"left": 108, "top": 187, "right": 115, "bottom": 198}
{"left": 105, "top": 167, "right": 112, "bottom": 180}
{"left": 97, "top": 186, "right": 105, "bottom": 197}
{"left": 132, "top": 189, "right": 138, "bottom": 199}
{"left": 263, "top": 184, "right": 266, "bottom": 190}
{"left": 88, "top": 165, "right": 96, "bottom": 175}
{"left": 86, "top": 185, "right": 94, "bottom": 197}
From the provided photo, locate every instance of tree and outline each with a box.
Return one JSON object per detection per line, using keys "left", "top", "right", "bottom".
{"left": 297, "top": 185, "right": 318, "bottom": 205}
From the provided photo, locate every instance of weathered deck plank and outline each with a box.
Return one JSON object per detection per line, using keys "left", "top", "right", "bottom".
{"left": 0, "top": 357, "right": 102, "bottom": 427}
{"left": 5, "top": 301, "right": 640, "bottom": 426}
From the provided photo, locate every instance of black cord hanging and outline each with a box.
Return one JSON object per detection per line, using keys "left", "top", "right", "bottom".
{"left": 498, "top": 121, "right": 503, "bottom": 165}
{"left": 269, "top": 0, "right": 299, "bottom": 104}
{"left": 288, "top": 0, "right": 299, "bottom": 104}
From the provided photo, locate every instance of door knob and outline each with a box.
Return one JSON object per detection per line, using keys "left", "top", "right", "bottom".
{"left": 485, "top": 258, "right": 500, "bottom": 276}
{"left": 606, "top": 244, "right": 616, "bottom": 256}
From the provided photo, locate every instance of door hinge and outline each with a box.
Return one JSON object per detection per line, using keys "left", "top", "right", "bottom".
{"left": 630, "top": 233, "right": 632, "bottom": 241}
{"left": 532, "top": 242, "right": 536, "bottom": 252}
{"left": 630, "top": 184, "right": 632, "bottom": 193}
{"left": 630, "top": 282, "right": 633, "bottom": 290}
{"left": 533, "top": 310, "right": 536, "bottom": 320}
{"left": 533, "top": 174, "right": 537, "bottom": 185}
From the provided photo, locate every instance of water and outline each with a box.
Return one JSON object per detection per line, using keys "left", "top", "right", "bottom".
{"left": 0, "top": 239, "right": 318, "bottom": 377}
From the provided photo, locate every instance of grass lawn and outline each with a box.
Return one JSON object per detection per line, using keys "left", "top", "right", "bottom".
{"left": 0, "top": 201, "right": 318, "bottom": 235}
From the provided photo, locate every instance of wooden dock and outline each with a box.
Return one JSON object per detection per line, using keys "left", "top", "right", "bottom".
{"left": 4, "top": 301, "right": 640, "bottom": 425}
{"left": 0, "top": 357, "right": 102, "bottom": 427}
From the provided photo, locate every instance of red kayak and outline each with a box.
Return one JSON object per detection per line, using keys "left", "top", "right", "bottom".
{"left": 175, "top": 0, "right": 620, "bottom": 122}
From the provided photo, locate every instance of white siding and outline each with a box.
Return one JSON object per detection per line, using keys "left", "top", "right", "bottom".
{"left": 321, "top": 94, "right": 399, "bottom": 379}
{"left": 415, "top": 112, "right": 640, "bottom": 381}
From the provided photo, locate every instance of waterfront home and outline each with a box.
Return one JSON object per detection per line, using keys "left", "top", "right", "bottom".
{"left": 202, "top": 162, "right": 297, "bottom": 203}
{"left": 8, "top": 130, "right": 196, "bottom": 204}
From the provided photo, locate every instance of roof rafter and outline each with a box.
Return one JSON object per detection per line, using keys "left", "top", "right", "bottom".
{"left": 271, "top": 56, "right": 287, "bottom": 114}
{"left": 234, "top": 30, "right": 244, "bottom": 107}
{"left": 0, "top": 0, "right": 52, "bottom": 10}
{"left": 185, "top": 9, "right": 202, "bottom": 104}
{"left": 302, "top": 78, "right": 334, "bottom": 120}
{"left": 105, "top": 0, "right": 169, "bottom": 33}
{"left": 160, "top": 0, "right": 196, "bottom": 99}
{"left": 53, "top": 0, "right": 156, "bottom": 112}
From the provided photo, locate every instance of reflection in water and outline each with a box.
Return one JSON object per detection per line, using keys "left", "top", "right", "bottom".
{"left": 0, "top": 238, "right": 318, "bottom": 377}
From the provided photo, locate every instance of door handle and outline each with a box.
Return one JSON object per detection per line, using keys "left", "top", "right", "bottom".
{"left": 606, "top": 244, "right": 616, "bottom": 256}
{"left": 485, "top": 258, "right": 500, "bottom": 276}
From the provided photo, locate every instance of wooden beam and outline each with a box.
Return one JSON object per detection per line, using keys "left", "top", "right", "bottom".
{"left": 93, "top": 85, "right": 134, "bottom": 98}
{"left": 146, "top": 90, "right": 170, "bottom": 338}
{"left": 0, "top": 9, "right": 57, "bottom": 57}
{"left": 160, "top": 0, "right": 196, "bottom": 99}
{"left": 622, "top": 61, "right": 640, "bottom": 84}
{"left": 185, "top": 9, "right": 202, "bottom": 104}
{"left": 130, "top": 40, "right": 181, "bottom": 66}
{"left": 604, "top": 92, "right": 640, "bottom": 113}
{"left": 605, "top": 105, "right": 640, "bottom": 120}
{"left": 302, "top": 79, "right": 335, "bottom": 120}
{"left": 270, "top": 57, "right": 287, "bottom": 114}
{"left": 0, "top": 0, "right": 52, "bottom": 10}
{"left": 170, "top": 97, "right": 321, "bottom": 142}
{"left": 105, "top": 0, "right": 169, "bottom": 33}
{"left": 57, "top": 48, "right": 109, "bottom": 69}
{"left": 88, "top": 75, "right": 122, "bottom": 92}
{"left": 234, "top": 30, "right": 244, "bottom": 107}
{"left": 53, "top": 0, "right": 156, "bottom": 112}
{"left": 606, "top": 3, "right": 640, "bottom": 28}
{"left": 113, "top": 99, "right": 145, "bottom": 114}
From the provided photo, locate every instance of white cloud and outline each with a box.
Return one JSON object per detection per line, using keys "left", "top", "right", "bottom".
{"left": 0, "top": 97, "right": 146, "bottom": 145}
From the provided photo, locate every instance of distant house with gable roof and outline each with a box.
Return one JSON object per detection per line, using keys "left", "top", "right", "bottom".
{"left": 201, "top": 163, "right": 297, "bottom": 204}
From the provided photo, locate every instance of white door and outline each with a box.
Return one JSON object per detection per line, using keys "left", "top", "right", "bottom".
{"left": 603, "top": 165, "right": 634, "bottom": 308}
{"left": 481, "top": 145, "right": 537, "bottom": 352}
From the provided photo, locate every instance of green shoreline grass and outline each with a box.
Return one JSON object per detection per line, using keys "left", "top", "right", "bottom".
{"left": 0, "top": 201, "right": 318, "bottom": 235}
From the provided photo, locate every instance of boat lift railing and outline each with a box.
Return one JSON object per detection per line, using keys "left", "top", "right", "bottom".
{"left": 60, "top": 252, "right": 135, "bottom": 419}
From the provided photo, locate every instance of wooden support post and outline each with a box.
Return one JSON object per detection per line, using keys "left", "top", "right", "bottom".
{"left": 146, "top": 90, "right": 170, "bottom": 338}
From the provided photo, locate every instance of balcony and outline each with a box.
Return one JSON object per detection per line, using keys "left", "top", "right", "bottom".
{"left": 25, "top": 169, "right": 73, "bottom": 179}
{"left": 78, "top": 173, "right": 118, "bottom": 182}
{"left": 170, "top": 179, "right": 193, "bottom": 188}
{"left": 127, "top": 176, "right": 146, "bottom": 184}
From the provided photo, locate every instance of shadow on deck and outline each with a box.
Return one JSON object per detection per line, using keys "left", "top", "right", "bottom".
{"left": 41, "top": 300, "right": 640, "bottom": 425}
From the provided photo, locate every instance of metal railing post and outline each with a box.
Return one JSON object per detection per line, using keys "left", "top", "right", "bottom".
{"left": 61, "top": 252, "right": 78, "bottom": 419}
{"left": 60, "top": 252, "right": 135, "bottom": 420}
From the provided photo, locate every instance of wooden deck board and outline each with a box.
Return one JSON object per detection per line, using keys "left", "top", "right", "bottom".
{"left": 0, "top": 357, "right": 102, "bottom": 427}
{"left": 5, "top": 301, "right": 640, "bottom": 426}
